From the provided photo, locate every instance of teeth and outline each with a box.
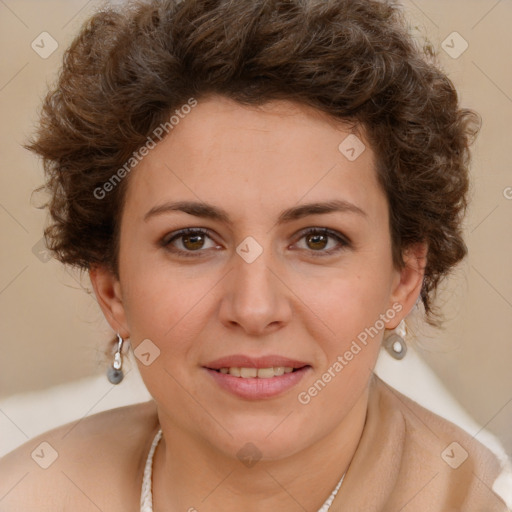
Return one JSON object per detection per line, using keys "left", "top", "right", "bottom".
{"left": 216, "top": 366, "right": 299, "bottom": 378}
{"left": 256, "top": 368, "right": 275, "bottom": 379}
{"left": 240, "top": 367, "right": 258, "bottom": 378}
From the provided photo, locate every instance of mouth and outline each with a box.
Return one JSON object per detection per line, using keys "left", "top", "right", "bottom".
{"left": 203, "top": 355, "right": 312, "bottom": 399}
{"left": 207, "top": 366, "right": 308, "bottom": 378}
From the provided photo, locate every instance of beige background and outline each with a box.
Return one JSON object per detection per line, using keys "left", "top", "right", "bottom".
{"left": 1, "top": 0, "right": 511, "bottom": 456}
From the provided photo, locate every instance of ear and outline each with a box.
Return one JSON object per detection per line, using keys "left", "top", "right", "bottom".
{"left": 89, "top": 265, "right": 130, "bottom": 338}
{"left": 386, "top": 242, "right": 428, "bottom": 329}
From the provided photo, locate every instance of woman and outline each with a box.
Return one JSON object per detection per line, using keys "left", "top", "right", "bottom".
{"left": 0, "top": 0, "right": 509, "bottom": 510}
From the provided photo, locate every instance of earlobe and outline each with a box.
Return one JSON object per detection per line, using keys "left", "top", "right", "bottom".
{"left": 387, "top": 242, "right": 428, "bottom": 329}
{"left": 89, "top": 265, "right": 129, "bottom": 338}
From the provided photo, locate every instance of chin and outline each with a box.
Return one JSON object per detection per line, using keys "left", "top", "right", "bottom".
{"left": 225, "top": 434, "right": 307, "bottom": 463}
{"left": 201, "top": 415, "right": 319, "bottom": 463}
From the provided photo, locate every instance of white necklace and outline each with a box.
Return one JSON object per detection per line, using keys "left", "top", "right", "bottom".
{"left": 140, "top": 429, "right": 345, "bottom": 512}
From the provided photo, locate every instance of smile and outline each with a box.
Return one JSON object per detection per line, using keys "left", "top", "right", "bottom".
{"left": 204, "top": 365, "right": 311, "bottom": 400}
{"left": 214, "top": 366, "right": 298, "bottom": 378}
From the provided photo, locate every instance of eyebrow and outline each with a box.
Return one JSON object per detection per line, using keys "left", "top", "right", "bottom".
{"left": 144, "top": 199, "right": 367, "bottom": 224}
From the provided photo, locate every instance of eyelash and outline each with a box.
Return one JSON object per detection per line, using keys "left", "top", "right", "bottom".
{"left": 160, "top": 227, "right": 351, "bottom": 258}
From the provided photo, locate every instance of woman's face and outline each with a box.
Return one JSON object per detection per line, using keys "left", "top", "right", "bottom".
{"left": 96, "top": 95, "right": 421, "bottom": 460}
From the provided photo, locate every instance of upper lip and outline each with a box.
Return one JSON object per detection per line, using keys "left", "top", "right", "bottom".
{"left": 204, "top": 355, "right": 310, "bottom": 370}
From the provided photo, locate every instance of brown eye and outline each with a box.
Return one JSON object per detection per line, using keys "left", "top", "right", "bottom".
{"left": 293, "top": 228, "right": 350, "bottom": 257}
{"left": 306, "top": 232, "right": 329, "bottom": 251}
{"left": 181, "top": 233, "right": 206, "bottom": 251}
{"left": 161, "top": 228, "right": 219, "bottom": 257}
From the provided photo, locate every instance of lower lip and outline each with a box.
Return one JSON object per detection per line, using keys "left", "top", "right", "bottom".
{"left": 204, "top": 367, "right": 311, "bottom": 400}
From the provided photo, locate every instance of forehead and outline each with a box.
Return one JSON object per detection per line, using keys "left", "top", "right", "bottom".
{"left": 123, "top": 95, "right": 386, "bottom": 223}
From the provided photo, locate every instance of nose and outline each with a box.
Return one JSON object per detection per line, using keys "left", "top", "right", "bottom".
{"left": 218, "top": 247, "right": 293, "bottom": 336}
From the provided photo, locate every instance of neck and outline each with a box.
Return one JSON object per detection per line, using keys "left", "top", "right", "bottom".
{"left": 151, "top": 388, "right": 369, "bottom": 512}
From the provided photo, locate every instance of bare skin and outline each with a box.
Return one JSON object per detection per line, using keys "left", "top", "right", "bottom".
{"left": 0, "top": 95, "right": 425, "bottom": 511}
{"left": 0, "top": 401, "right": 158, "bottom": 511}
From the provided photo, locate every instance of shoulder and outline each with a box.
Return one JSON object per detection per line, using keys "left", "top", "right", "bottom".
{"left": 0, "top": 400, "right": 159, "bottom": 512}
{"left": 372, "top": 376, "right": 509, "bottom": 510}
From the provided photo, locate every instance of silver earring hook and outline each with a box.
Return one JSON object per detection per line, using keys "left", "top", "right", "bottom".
{"left": 113, "top": 333, "right": 124, "bottom": 370}
{"left": 107, "top": 333, "right": 126, "bottom": 384}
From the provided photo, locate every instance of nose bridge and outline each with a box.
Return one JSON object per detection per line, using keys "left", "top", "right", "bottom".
{"left": 219, "top": 238, "right": 291, "bottom": 334}
{"left": 234, "top": 241, "right": 278, "bottom": 309}
{"left": 236, "top": 246, "right": 274, "bottom": 298}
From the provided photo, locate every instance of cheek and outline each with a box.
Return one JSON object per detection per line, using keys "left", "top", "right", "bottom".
{"left": 118, "top": 251, "right": 229, "bottom": 386}
{"left": 308, "top": 266, "right": 393, "bottom": 336}
{"left": 121, "top": 267, "right": 212, "bottom": 342}
{"left": 120, "top": 270, "right": 214, "bottom": 398}
{"left": 289, "top": 276, "right": 389, "bottom": 446}
{"left": 301, "top": 264, "right": 394, "bottom": 390}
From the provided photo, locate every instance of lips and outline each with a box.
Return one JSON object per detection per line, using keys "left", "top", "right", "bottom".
{"left": 203, "top": 354, "right": 311, "bottom": 399}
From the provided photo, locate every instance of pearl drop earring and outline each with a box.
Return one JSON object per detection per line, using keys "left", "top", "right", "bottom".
{"left": 383, "top": 319, "right": 407, "bottom": 360}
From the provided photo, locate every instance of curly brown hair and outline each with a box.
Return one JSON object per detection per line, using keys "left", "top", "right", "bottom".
{"left": 26, "top": 0, "right": 479, "bottom": 324}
